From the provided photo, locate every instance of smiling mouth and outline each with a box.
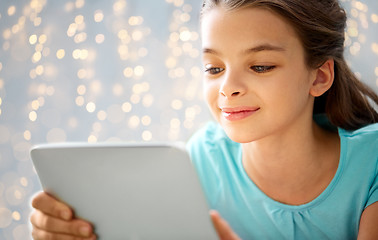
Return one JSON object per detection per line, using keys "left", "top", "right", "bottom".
{"left": 220, "top": 107, "right": 260, "bottom": 121}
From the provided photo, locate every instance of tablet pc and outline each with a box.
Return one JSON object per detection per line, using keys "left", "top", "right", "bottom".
{"left": 30, "top": 142, "right": 218, "bottom": 240}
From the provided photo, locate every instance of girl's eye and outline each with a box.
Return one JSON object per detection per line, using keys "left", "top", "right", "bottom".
{"left": 204, "top": 67, "right": 224, "bottom": 75}
{"left": 251, "top": 65, "right": 276, "bottom": 73}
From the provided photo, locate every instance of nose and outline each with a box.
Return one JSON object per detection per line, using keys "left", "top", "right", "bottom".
{"left": 220, "top": 90, "right": 241, "bottom": 98}
{"left": 219, "top": 71, "right": 247, "bottom": 98}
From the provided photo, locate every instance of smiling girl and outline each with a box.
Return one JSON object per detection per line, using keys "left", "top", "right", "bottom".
{"left": 30, "top": 0, "right": 378, "bottom": 239}
{"left": 191, "top": 0, "right": 378, "bottom": 239}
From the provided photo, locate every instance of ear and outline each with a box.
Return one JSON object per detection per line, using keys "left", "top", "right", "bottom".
{"left": 309, "top": 59, "right": 335, "bottom": 97}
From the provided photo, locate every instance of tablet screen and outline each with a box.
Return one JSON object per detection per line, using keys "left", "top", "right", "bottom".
{"left": 31, "top": 142, "right": 218, "bottom": 240}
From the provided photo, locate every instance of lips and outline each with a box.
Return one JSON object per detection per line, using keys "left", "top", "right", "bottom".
{"left": 220, "top": 106, "right": 260, "bottom": 121}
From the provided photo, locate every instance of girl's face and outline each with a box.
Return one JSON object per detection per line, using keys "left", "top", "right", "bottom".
{"left": 201, "top": 7, "right": 318, "bottom": 143}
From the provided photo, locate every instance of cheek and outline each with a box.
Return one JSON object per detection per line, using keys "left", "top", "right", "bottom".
{"left": 261, "top": 72, "right": 311, "bottom": 111}
{"left": 203, "top": 81, "right": 221, "bottom": 118}
{"left": 282, "top": 68, "right": 311, "bottom": 93}
{"left": 204, "top": 81, "right": 218, "bottom": 105}
{"left": 270, "top": 74, "right": 313, "bottom": 114}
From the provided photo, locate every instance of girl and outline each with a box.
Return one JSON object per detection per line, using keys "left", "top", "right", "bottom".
{"left": 30, "top": 0, "right": 378, "bottom": 239}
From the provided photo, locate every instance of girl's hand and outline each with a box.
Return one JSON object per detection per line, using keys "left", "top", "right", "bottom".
{"left": 210, "top": 210, "right": 241, "bottom": 240}
{"left": 30, "top": 192, "right": 96, "bottom": 240}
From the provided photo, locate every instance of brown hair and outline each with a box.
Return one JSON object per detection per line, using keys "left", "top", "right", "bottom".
{"left": 201, "top": 0, "right": 378, "bottom": 130}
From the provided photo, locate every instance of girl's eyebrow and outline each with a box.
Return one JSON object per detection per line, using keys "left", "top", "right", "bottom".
{"left": 244, "top": 44, "right": 286, "bottom": 53}
{"left": 202, "top": 44, "right": 286, "bottom": 56}
{"left": 202, "top": 48, "right": 219, "bottom": 55}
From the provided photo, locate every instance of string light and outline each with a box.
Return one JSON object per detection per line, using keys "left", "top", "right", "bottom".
{"left": 0, "top": 1, "right": 376, "bottom": 239}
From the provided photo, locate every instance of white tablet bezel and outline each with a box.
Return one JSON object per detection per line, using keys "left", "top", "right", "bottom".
{"left": 30, "top": 142, "right": 217, "bottom": 240}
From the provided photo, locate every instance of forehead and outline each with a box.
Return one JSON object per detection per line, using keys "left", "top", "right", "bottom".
{"left": 201, "top": 6, "right": 301, "bottom": 53}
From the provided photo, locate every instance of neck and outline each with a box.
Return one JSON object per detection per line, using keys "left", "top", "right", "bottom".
{"left": 242, "top": 121, "right": 340, "bottom": 205}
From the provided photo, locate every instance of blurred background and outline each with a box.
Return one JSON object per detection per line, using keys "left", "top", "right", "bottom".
{"left": 0, "top": 0, "right": 377, "bottom": 239}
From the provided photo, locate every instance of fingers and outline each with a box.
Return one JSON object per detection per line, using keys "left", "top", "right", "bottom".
{"left": 32, "top": 226, "right": 96, "bottom": 240}
{"left": 30, "top": 191, "right": 95, "bottom": 239}
{"left": 210, "top": 210, "right": 241, "bottom": 240}
{"left": 30, "top": 210, "right": 94, "bottom": 237}
{"left": 32, "top": 192, "right": 72, "bottom": 221}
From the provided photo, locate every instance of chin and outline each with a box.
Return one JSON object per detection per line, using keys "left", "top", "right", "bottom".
{"left": 222, "top": 125, "right": 258, "bottom": 144}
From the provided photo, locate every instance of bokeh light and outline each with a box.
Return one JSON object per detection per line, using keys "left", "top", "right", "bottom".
{"left": 0, "top": 0, "right": 377, "bottom": 239}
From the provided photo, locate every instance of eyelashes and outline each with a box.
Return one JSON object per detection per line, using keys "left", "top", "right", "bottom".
{"left": 204, "top": 65, "right": 276, "bottom": 75}
{"left": 250, "top": 65, "right": 276, "bottom": 73}
{"left": 204, "top": 67, "right": 224, "bottom": 75}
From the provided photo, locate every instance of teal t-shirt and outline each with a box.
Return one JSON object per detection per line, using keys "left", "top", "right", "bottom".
{"left": 187, "top": 122, "right": 378, "bottom": 240}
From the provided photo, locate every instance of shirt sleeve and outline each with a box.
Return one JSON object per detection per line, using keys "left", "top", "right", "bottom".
{"left": 343, "top": 123, "right": 378, "bottom": 210}
{"left": 365, "top": 160, "right": 378, "bottom": 208}
{"left": 186, "top": 122, "right": 226, "bottom": 208}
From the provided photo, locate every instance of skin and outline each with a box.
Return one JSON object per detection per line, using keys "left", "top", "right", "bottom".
{"left": 29, "top": 5, "right": 378, "bottom": 240}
